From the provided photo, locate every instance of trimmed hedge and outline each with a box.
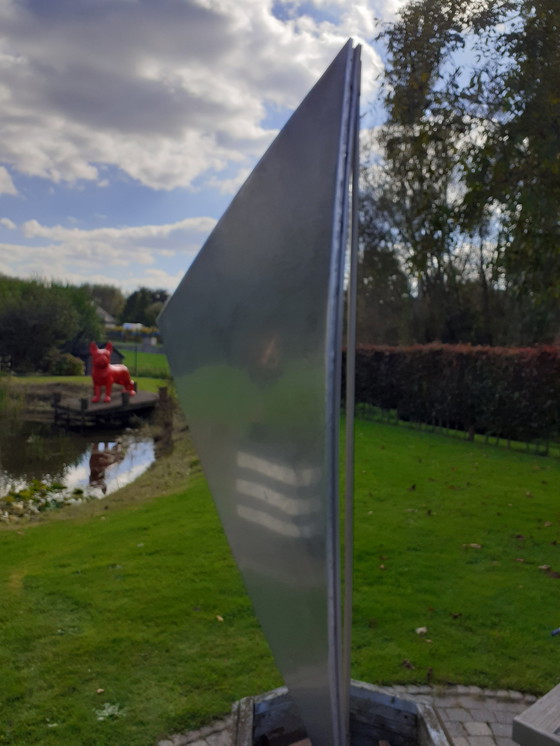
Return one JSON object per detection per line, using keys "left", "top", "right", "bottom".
{"left": 347, "top": 344, "right": 560, "bottom": 444}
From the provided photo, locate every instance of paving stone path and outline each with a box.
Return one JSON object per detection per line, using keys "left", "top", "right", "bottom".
{"left": 157, "top": 684, "right": 537, "bottom": 746}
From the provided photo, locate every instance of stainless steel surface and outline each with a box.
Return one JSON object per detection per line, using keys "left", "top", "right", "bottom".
{"left": 159, "top": 40, "right": 360, "bottom": 746}
{"left": 342, "top": 46, "right": 361, "bottom": 746}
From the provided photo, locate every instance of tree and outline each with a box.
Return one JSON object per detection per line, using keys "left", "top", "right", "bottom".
{"left": 122, "top": 287, "right": 169, "bottom": 326}
{"left": 82, "top": 283, "right": 125, "bottom": 320}
{"left": 360, "top": 0, "right": 560, "bottom": 345}
{"left": 0, "top": 277, "right": 101, "bottom": 372}
{"left": 357, "top": 167, "right": 412, "bottom": 344}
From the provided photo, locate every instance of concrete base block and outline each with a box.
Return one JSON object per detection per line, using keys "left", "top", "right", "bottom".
{"left": 231, "top": 680, "right": 452, "bottom": 746}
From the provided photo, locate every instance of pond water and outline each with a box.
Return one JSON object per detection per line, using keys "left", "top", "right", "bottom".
{"left": 0, "top": 419, "right": 155, "bottom": 518}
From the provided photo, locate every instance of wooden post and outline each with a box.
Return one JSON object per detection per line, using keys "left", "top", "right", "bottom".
{"left": 80, "top": 398, "right": 88, "bottom": 429}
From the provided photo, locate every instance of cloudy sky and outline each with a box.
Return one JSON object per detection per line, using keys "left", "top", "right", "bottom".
{"left": 0, "top": 0, "right": 406, "bottom": 294}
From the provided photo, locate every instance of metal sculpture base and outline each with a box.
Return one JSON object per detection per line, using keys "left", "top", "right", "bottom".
{"left": 231, "top": 680, "right": 452, "bottom": 746}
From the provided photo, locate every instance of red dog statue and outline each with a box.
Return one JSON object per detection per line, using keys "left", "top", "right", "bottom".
{"left": 90, "top": 341, "right": 136, "bottom": 403}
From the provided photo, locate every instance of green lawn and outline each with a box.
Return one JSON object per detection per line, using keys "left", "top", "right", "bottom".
{"left": 1, "top": 419, "right": 559, "bottom": 745}
{"left": 9, "top": 375, "right": 169, "bottom": 395}
{"left": 119, "top": 350, "right": 170, "bottom": 379}
{"left": 350, "top": 420, "right": 560, "bottom": 692}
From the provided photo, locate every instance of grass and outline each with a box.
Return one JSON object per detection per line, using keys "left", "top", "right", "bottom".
{"left": 1, "top": 416, "right": 560, "bottom": 744}
{"left": 9, "top": 374, "right": 169, "bottom": 397}
{"left": 119, "top": 350, "right": 170, "bottom": 379}
{"left": 350, "top": 420, "right": 560, "bottom": 693}
{"left": 0, "top": 478, "right": 278, "bottom": 746}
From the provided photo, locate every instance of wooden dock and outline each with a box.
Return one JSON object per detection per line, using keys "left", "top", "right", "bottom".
{"left": 52, "top": 390, "right": 159, "bottom": 428}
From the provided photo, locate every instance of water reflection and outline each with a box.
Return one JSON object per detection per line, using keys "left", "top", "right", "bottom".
{"left": 0, "top": 420, "right": 155, "bottom": 500}
{"left": 89, "top": 441, "right": 125, "bottom": 494}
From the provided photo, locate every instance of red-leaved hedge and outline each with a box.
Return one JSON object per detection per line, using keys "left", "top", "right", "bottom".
{"left": 346, "top": 344, "right": 560, "bottom": 443}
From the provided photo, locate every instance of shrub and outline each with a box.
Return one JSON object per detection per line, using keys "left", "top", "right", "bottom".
{"left": 44, "top": 351, "right": 85, "bottom": 376}
{"left": 345, "top": 344, "right": 560, "bottom": 444}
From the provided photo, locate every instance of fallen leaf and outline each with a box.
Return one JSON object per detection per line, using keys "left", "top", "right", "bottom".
{"left": 525, "top": 491, "right": 533, "bottom": 498}
{"left": 96, "top": 689, "right": 105, "bottom": 694}
{"left": 539, "top": 565, "right": 551, "bottom": 571}
{"left": 516, "top": 558, "right": 525, "bottom": 563}
{"left": 451, "top": 612, "right": 462, "bottom": 619}
{"left": 415, "top": 626, "right": 428, "bottom": 635}
{"left": 379, "top": 564, "right": 386, "bottom": 570}
{"left": 401, "top": 659, "right": 415, "bottom": 669}
{"left": 216, "top": 615, "right": 224, "bottom": 622}
{"left": 463, "top": 543, "right": 482, "bottom": 549}
{"left": 544, "top": 522, "right": 552, "bottom": 527}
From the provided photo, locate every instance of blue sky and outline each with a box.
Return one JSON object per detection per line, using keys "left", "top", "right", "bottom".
{"left": 0, "top": 0, "right": 406, "bottom": 294}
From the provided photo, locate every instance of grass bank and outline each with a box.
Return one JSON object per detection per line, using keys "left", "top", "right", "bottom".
{"left": 1, "top": 417, "right": 559, "bottom": 745}
{"left": 1, "top": 373, "right": 166, "bottom": 415}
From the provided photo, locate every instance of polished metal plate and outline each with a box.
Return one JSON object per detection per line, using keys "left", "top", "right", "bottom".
{"left": 159, "top": 40, "right": 360, "bottom": 746}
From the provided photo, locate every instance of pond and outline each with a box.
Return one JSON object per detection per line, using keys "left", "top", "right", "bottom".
{"left": 0, "top": 419, "right": 155, "bottom": 521}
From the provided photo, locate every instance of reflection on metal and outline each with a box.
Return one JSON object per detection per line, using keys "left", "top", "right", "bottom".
{"left": 343, "top": 48, "right": 362, "bottom": 744}
{"left": 159, "top": 40, "right": 361, "bottom": 746}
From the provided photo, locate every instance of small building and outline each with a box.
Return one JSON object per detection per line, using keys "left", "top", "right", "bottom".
{"left": 95, "top": 304, "right": 117, "bottom": 328}
{"left": 70, "top": 342, "right": 125, "bottom": 375}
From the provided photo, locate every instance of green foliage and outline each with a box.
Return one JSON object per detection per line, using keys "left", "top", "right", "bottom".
{"left": 44, "top": 351, "right": 85, "bottom": 376}
{"left": 81, "top": 283, "right": 125, "bottom": 320}
{"left": 349, "top": 344, "right": 560, "bottom": 444}
{"left": 0, "top": 479, "right": 88, "bottom": 520}
{"left": 0, "top": 276, "right": 101, "bottom": 373}
{"left": 361, "top": 0, "right": 560, "bottom": 345}
{"left": 121, "top": 287, "right": 169, "bottom": 326}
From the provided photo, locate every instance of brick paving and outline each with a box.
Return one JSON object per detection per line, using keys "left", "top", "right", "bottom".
{"left": 157, "top": 685, "right": 537, "bottom": 746}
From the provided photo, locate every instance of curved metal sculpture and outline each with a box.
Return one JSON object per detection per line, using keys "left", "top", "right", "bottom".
{"left": 160, "top": 41, "right": 361, "bottom": 746}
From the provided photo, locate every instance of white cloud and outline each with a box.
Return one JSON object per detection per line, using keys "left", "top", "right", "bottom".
{"left": 21, "top": 216, "right": 216, "bottom": 243}
{"left": 0, "top": 215, "right": 216, "bottom": 291}
{"left": 204, "top": 167, "right": 253, "bottom": 195}
{"left": 0, "top": 217, "right": 16, "bottom": 229}
{"left": 0, "top": 0, "right": 405, "bottom": 191}
{"left": 0, "top": 166, "right": 17, "bottom": 195}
